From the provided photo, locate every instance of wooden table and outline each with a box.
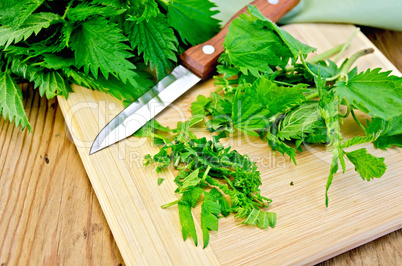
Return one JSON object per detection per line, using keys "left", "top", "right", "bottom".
{"left": 0, "top": 26, "right": 401, "bottom": 265}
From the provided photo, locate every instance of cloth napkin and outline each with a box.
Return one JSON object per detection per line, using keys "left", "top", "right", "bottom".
{"left": 212, "top": 0, "right": 402, "bottom": 31}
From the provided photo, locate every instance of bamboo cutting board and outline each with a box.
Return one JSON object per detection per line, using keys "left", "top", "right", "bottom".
{"left": 57, "top": 24, "right": 402, "bottom": 265}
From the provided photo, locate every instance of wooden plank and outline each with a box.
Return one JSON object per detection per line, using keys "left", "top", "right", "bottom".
{"left": 0, "top": 84, "right": 124, "bottom": 265}
{"left": 57, "top": 23, "right": 402, "bottom": 265}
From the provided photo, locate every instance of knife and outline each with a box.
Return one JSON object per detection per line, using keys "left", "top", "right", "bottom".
{"left": 89, "top": 0, "right": 300, "bottom": 155}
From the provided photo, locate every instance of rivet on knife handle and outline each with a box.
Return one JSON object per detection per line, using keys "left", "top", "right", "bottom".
{"left": 180, "top": 0, "right": 300, "bottom": 79}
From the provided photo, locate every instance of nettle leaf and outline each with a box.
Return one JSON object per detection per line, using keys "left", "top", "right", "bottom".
{"left": 70, "top": 17, "right": 137, "bottom": 85}
{"left": 167, "top": 0, "right": 220, "bottom": 45}
{"left": 191, "top": 94, "right": 211, "bottom": 117}
{"left": 232, "top": 83, "right": 271, "bottom": 136}
{"left": 247, "top": 5, "right": 316, "bottom": 58}
{"left": 0, "top": 0, "right": 44, "bottom": 28}
{"left": 178, "top": 201, "right": 198, "bottom": 246}
{"left": 341, "top": 135, "right": 378, "bottom": 149}
{"left": 67, "top": 2, "right": 126, "bottom": 21}
{"left": 128, "top": 0, "right": 159, "bottom": 22}
{"left": 0, "top": 71, "right": 31, "bottom": 131}
{"left": 265, "top": 133, "right": 297, "bottom": 164}
{"left": 223, "top": 15, "right": 290, "bottom": 76}
{"left": 379, "top": 115, "right": 402, "bottom": 136}
{"left": 94, "top": 70, "right": 154, "bottom": 102}
{"left": 307, "top": 60, "right": 339, "bottom": 79}
{"left": 243, "top": 209, "right": 276, "bottom": 229}
{"left": 374, "top": 135, "right": 402, "bottom": 150}
{"left": 30, "top": 69, "right": 70, "bottom": 99}
{"left": 255, "top": 78, "right": 307, "bottom": 114}
{"left": 0, "top": 12, "right": 62, "bottom": 48}
{"left": 366, "top": 116, "right": 402, "bottom": 150}
{"left": 334, "top": 68, "right": 402, "bottom": 120}
{"left": 126, "top": 13, "right": 178, "bottom": 79}
{"left": 201, "top": 193, "right": 221, "bottom": 248}
{"left": 180, "top": 168, "right": 201, "bottom": 191}
{"left": 181, "top": 187, "right": 203, "bottom": 208}
{"left": 346, "top": 148, "right": 387, "bottom": 181}
{"left": 42, "top": 53, "right": 75, "bottom": 70}
{"left": 93, "top": 0, "right": 127, "bottom": 9}
{"left": 277, "top": 101, "right": 321, "bottom": 141}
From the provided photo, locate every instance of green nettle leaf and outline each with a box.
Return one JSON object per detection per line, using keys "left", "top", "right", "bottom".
{"left": 377, "top": 115, "right": 402, "bottom": 136}
{"left": 255, "top": 78, "right": 307, "bottom": 115}
{"left": 0, "top": 71, "right": 32, "bottom": 131}
{"left": 67, "top": 2, "right": 126, "bottom": 21}
{"left": 265, "top": 133, "right": 297, "bottom": 164}
{"left": 334, "top": 68, "right": 402, "bottom": 120}
{"left": 70, "top": 17, "right": 137, "bottom": 85}
{"left": 232, "top": 83, "right": 271, "bottom": 136}
{"left": 374, "top": 135, "right": 402, "bottom": 150}
{"left": 0, "top": 0, "right": 44, "bottom": 28}
{"left": 346, "top": 148, "right": 387, "bottom": 181}
{"left": 128, "top": 0, "right": 159, "bottom": 22}
{"left": 182, "top": 187, "right": 204, "bottom": 208}
{"left": 92, "top": 70, "right": 154, "bottom": 102}
{"left": 223, "top": 16, "right": 290, "bottom": 76}
{"left": 31, "top": 70, "right": 70, "bottom": 99}
{"left": 277, "top": 101, "right": 321, "bottom": 141}
{"left": 341, "top": 135, "right": 378, "bottom": 149}
{"left": 92, "top": 0, "right": 127, "bottom": 9}
{"left": 243, "top": 209, "right": 276, "bottom": 229}
{"left": 365, "top": 116, "right": 402, "bottom": 150}
{"left": 180, "top": 168, "right": 201, "bottom": 191}
{"left": 167, "top": 0, "right": 220, "bottom": 45}
{"left": 0, "top": 12, "right": 62, "bottom": 48}
{"left": 42, "top": 53, "right": 75, "bottom": 70}
{"left": 201, "top": 195, "right": 221, "bottom": 248}
{"left": 246, "top": 5, "right": 316, "bottom": 57}
{"left": 307, "top": 60, "right": 340, "bottom": 78}
{"left": 178, "top": 201, "right": 198, "bottom": 246}
{"left": 191, "top": 94, "right": 211, "bottom": 117}
{"left": 126, "top": 14, "right": 178, "bottom": 79}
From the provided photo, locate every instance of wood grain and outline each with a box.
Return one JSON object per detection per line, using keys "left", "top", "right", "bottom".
{"left": 0, "top": 83, "right": 124, "bottom": 265}
{"left": 0, "top": 25, "right": 401, "bottom": 266}
{"left": 56, "top": 23, "right": 401, "bottom": 265}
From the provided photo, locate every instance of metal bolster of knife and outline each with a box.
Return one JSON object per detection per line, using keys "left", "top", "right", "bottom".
{"left": 180, "top": 0, "right": 300, "bottom": 80}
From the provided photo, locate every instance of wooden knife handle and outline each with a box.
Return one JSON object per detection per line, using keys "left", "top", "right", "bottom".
{"left": 179, "top": 0, "right": 300, "bottom": 79}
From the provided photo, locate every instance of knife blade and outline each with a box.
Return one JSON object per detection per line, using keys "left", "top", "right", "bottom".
{"left": 90, "top": 0, "right": 300, "bottom": 154}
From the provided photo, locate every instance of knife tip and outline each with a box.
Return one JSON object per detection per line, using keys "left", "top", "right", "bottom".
{"left": 89, "top": 143, "right": 102, "bottom": 155}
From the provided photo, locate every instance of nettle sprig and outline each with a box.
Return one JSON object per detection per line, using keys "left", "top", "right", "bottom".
{"left": 0, "top": 0, "right": 220, "bottom": 131}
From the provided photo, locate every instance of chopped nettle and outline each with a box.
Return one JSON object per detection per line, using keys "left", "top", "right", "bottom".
{"left": 135, "top": 119, "right": 276, "bottom": 248}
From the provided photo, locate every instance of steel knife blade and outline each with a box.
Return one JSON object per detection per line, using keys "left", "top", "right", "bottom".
{"left": 90, "top": 0, "right": 300, "bottom": 154}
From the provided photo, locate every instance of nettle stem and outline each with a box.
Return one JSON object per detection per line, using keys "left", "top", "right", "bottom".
{"left": 307, "top": 27, "right": 360, "bottom": 64}
{"left": 351, "top": 109, "right": 366, "bottom": 131}
{"left": 307, "top": 43, "right": 345, "bottom": 64}
{"left": 305, "top": 91, "right": 319, "bottom": 101}
{"left": 161, "top": 200, "right": 180, "bottom": 209}
{"left": 328, "top": 48, "right": 375, "bottom": 82}
{"left": 300, "top": 55, "right": 316, "bottom": 77}
{"left": 334, "top": 27, "right": 360, "bottom": 62}
{"left": 62, "top": 0, "right": 74, "bottom": 20}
